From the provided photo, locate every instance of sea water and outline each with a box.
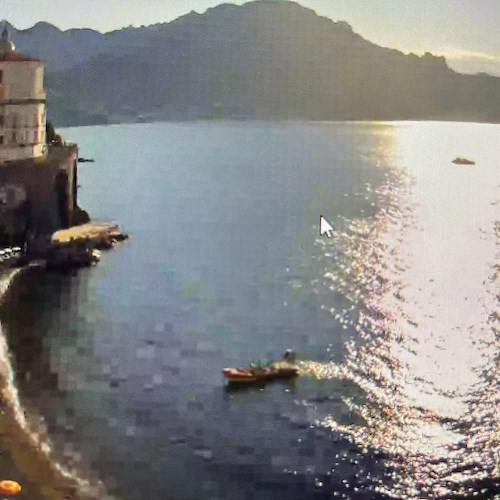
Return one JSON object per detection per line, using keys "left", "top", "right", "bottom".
{"left": 2, "top": 121, "right": 498, "bottom": 499}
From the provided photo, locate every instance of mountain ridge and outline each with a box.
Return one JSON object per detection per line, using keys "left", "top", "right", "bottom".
{"left": 3, "top": 1, "right": 499, "bottom": 126}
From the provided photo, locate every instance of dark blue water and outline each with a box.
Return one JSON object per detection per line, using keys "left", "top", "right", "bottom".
{"left": 2, "top": 121, "right": 498, "bottom": 499}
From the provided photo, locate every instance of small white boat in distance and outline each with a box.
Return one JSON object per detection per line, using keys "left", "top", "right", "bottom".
{"left": 452, "top": 157, "right": 475, "bottom": 165}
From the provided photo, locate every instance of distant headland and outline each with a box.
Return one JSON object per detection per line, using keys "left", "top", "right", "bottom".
{"left": 3, "top": 0, "right": 500, "bottom": 126}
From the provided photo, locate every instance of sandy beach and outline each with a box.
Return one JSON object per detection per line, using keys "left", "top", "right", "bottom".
{"left": 0, "top": 266, "right": 108, "bottom": 500}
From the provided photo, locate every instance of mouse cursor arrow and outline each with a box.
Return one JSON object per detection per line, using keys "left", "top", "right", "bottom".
{"left": 319, "top": 215, "right": 334, "bottom": 238}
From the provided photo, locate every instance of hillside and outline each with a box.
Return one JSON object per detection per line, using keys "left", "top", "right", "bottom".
{"left": 5, "top": 0, "right": 500, "bottom": 125}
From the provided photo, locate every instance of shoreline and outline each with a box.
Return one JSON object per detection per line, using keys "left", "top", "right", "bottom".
{"left": 0, "top": 266, "right": 110, "bottom": 499}
{"left": 62, "top": 117, "right": 500, "bottom": 129}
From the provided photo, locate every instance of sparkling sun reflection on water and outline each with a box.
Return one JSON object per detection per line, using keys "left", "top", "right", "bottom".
{"left": 301, "top": 123, "right": 499, "bottom": 498}
{"left": 1, "top": 122, "right": 497, "bottom": 499}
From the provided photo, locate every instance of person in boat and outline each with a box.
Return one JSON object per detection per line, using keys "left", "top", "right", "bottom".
{"left": 283, "top": 349, "right": 296, "bottom": 362}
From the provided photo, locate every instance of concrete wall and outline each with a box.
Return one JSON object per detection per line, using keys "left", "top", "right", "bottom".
{"left": 0, "top": 61, "right": 45, "bottom": 100}
{"left": 0, "top": 144, "right": 78, "bottom": 245}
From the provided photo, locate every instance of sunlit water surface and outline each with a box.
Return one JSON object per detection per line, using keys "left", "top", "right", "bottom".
{"left": 1, "top": 121, "right": 498, "bottom": 499}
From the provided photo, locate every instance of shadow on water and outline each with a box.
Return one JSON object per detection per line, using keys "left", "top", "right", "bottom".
{"left": 0, "top": 268, "right": 67, "bottom": 402}
{"left": 1, "top": 122, "right": 498, "bottom": 499}
{"left": 222, "top": 377, "right": 299, "bottom": 396}
{"left": 0, "top": 268, "right": 74, "bottom": 398}
{"left": 0, "top": 268, "right": 398, "bottom": 500}
{"left": 0, "top": 267, "right": 112, "bottom": 498}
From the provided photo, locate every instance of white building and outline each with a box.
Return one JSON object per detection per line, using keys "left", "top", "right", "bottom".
{"left": 0, "top": 26, "right": 47, "bottom": 163}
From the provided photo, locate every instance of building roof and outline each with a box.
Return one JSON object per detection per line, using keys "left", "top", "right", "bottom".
{"left": 0, "top": 25, "right": 40, "bottom": 62}
{"left": 0, "top": 51, "right": 41, "bottom": 62}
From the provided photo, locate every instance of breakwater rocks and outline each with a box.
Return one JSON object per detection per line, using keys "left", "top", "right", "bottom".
{"left": 51, "top": 222, "right": 128, "bottom": 247}
{"left": 47, "top": 223, "right": 128, "bottom": 271}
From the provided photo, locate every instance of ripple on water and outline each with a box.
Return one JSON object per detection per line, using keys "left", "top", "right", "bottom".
{"left": 308, "top": 165, "right": 499, "bottom": 498}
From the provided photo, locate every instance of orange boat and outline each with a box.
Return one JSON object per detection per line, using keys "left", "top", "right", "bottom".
{"left": 223, "top": 365, "right": 299, "bottom": 384}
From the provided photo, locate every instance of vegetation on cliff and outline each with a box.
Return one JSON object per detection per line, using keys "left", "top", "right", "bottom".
{"left": 6, "top": 1, "right": 500, "bottom": 125}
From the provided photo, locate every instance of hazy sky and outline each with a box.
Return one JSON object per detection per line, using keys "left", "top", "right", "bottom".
{"left": 4, "top": 0, "right": 500, "bottom": 75}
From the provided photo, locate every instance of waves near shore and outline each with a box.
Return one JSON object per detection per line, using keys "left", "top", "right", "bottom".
{"left": 0, "top": 268, "right": 111, "bottom": 499}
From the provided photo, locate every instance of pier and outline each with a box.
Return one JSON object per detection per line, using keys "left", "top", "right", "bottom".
{"left": 47, "top": 223, "right": 128, "bottom": 269}
{"left": 51, "top": 222, "right": 127, "bottom": 246}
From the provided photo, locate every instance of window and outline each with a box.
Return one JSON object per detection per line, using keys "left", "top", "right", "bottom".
{"left": 0, "top": 135, "right": 3, "bottom": 144}
{"left": 0, "top": 115, "right": 3, "bottom": 126}
{"left": 34, "top": 130, "right": 38, "bottom": 143}
{"left": 12, "top": 132, "right": 16, "bottom": 143}
{"left": 0, "top": 70, "right": 3, "bottom": 84}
